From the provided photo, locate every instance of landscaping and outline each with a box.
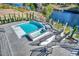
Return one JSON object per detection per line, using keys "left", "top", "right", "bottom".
{"left": 0, "top": 3, "right": 79, "bottom": 56}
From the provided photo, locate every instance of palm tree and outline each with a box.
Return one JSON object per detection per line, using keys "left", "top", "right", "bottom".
{"left": 35, "top": 3, "right": 42, "bottom": 12}
{"left": 42, "top": 4, "right": 53, "bottom": 22}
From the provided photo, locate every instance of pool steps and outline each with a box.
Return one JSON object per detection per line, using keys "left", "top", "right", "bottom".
{"left": 11, "top": 26, "right": 26, "bottom": 39}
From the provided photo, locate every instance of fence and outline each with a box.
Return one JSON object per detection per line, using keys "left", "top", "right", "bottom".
{"left": 0, "top": 12, "right": 35, "bottom": 25}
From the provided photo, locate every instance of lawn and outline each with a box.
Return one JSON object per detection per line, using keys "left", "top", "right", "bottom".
{"left": 74, "top": 34, "right": 79, "bottom": 39}
{"left": 53, "top": 22, "right": 63, "bottom": 31}
{"left": 64, "top": 26, "right": 70, "bottom": 34}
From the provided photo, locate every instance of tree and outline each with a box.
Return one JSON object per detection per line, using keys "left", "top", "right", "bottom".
{"left": 43, "top": 4, "right": 53, "bottom": 22}
{"left": 25, "top": 3, "right": 36, "bottom": 11}
{"left": 23, "top": 3, "right": 26, "bottom": 7}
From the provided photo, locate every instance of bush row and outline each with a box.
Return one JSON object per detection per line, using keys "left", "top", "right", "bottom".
{"left": 0, "top": 12, "right": 35, "bottom": 25}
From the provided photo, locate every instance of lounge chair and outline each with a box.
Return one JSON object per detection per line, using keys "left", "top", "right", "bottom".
{"left": 29, "top": 35, "right": 60, "bottom": 56}
{"left": 30, "top": 32, "right": 65, "bottom": 56}
{"left": 28, "top": 28, "right": 46, "bottom": 41}
{"left": 70, "top": 47, "right": 79, "bottom": 56}
{"left": 71, "top": 50, "right": 79, "bottom": 56}
{"left": 39, "top": 35, "right": 56, "bottom": 46}
{"left": 32, "top": 31, "right": 52, "bottom": 41}
{"left": 30, "top": 46, "right": 53, "bottom": 56}
{"left": 29, "top": 31, "right": 53, "bottom": 46}
{"left": 77, "top": 51, "right": 79, "bottom": 56}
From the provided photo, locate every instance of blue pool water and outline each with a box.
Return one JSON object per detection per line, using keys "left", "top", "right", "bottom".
{"left": 19, "top": 21, "right": 43, "bottom": 34}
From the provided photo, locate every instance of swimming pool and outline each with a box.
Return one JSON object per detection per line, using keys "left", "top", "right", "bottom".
{"left": 19, "top": 21, "right": 44, "bottom": 34}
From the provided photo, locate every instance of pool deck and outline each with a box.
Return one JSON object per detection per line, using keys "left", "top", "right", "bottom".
{"left": 0, "top": 21, "right": 71, "bottom": 56}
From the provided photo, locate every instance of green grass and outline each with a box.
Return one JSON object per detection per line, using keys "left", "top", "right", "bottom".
{"left": 64, "top": 26, "right": 70, "bottom": 34}
{"left": 53, "top": 22, "right": 71, "bottom": 34}
{"left": 0, "top": 4, "right": 12, "bottom": 9}
{"left": 53, "top": 23, "right": 63, "bottom": 30}
{"left": 74, "top": 34, "right": 79, "bottom": 39}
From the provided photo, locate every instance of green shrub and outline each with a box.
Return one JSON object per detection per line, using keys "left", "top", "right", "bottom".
{"left": 0, "top": 17, "right": 2, "bottom": 24}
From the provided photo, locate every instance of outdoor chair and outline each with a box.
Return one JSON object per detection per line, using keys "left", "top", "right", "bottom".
{"left": 30, "top": 29, "right": 69, "bottom": 47}
{"left": 71, "top": 49, "right": 79, "bottom": 56}
{"left": 29, "top": 31, "right": 53, "bottom": 46}
{"left": 30, "top": 41, "right": 60, "bottom": 56}
{"left": 29, "top": 35, "right": 57, "bottom": 47}
{"left": 29, "top": 32, "right": 57, "bottom": 56}
{"left": 69, "top": 47, "right": 79, "bottom": 56}
{"left": 39, "top": 35, "right": 56, "bottom": 46}
{"left": 30, "top": 46, "right": 53, "bottom": 56}
{"left": 77, "top": 51, "right": 79, "bottom": 56}
{"left": 30, "top": 30, "right": 68, "bottom": 47}
{"left": 29, "top": 32, "right": 68, "bottom": 56}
